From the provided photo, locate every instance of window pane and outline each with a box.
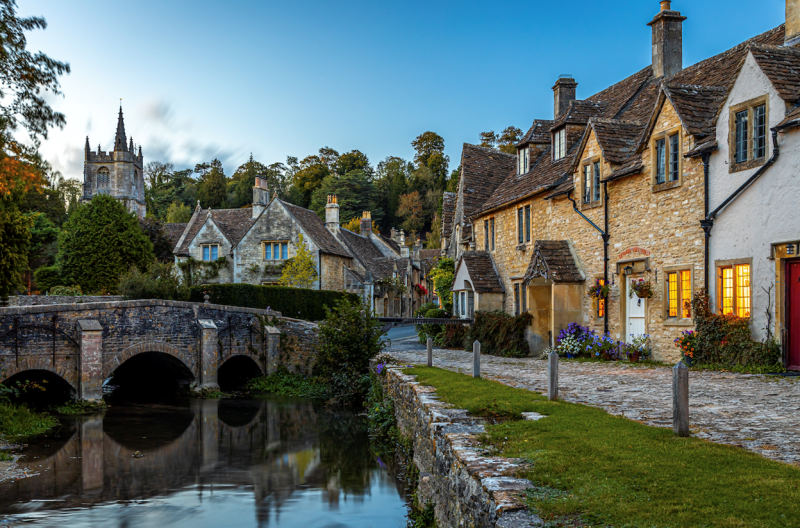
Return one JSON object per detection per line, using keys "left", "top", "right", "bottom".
{"left": 265, "top": 243, "right": 271, "bottom": 260}
{"left": 735, "top": 110, "right": 748, "bottom": 163}
{"left": 484, "top": 220, "right": 489, "bottom": 251}
{"left": 754, "top": 105, "right": 766, "bottom": 159}
{"left": 721, "top": 267, "right": 734, "bottom": 315}
{"left": 736, "top": 264, "right": 751, "bottom": 317}
{"left": 281, "top": 243, "right": 288, "bottom": 260}
{"left": 668, "top": 272, "right": 678, "bottom": 317}
{"left": 681, "top": 270, "right": 692, "bottom": 319}
{"left": 593, "top": 162, "right": 601, "bottom": 202}
{"left": 514, "top": 284, "right": 520, "bottom": 316}
{"left": 521, "top": 284, "right": 527, "bottom": 312}
{"left": 584, "top": 165, "right": 592, "bottom": 203}
{"left": 203, "top": 246, "right": 209, "bottom": 261}
{"left": 669, "top": 134, "right": 680, "bottom": 182}
{"left": 525, "top": 205, "right": 531, "bottom": 242}
{"left": 518, "top": 208, "right": 523, "bottom": 244}
{"left": 597, "top": 279, "right": 605, "bottom": 318}
{"left": 211, "top": 246, "right": 218, "bottom": 261}
{"left": 490, "top": 218, "right": 495, "bottom": 250}
{"left": 656, "top": 138, "right": 666, "bottom": 184}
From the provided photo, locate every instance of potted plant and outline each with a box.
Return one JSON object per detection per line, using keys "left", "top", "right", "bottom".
{"left": 588, "top": 332, "right": 619, "bottom": 361}
{"left": 625, "top": 334, "right": 652, "bottom": 363}
{"left": 587, "top": 279, "right": 610, "bottom": 300}
{"left": 673, "top": 330, "right": 697, "bottom": 366}
{"left": 628, "top": 278, "right": 654, "bottom": 299}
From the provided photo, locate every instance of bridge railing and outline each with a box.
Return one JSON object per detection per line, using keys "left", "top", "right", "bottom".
{"left": 379, "top": 317, "right": 473, "bottom": 326}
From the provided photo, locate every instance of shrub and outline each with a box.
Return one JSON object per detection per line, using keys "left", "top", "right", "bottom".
{"left": 436, "top": 324, "right": 469, "bottom": 349}
{"left": 245, "top": 367, "right": 329, "bottom": 398}
{"left": 314, "top": 299, "right": 387, "bottom": 403}
{"left": 33, "top": 266, "right": 63, "bottom": 292}
{"left": 429, "top": 258, "right": 454, "bottom": 312}
{"left": 49, "top": 285, "right": 82, "bottom": 296}
{"left": 189, "top": 283, "right": 359, "bottom": 321}
{"left": 415, "top": 302, "right": 450, "bottom": 343}
{"left": 468, "top": 310, "right": 533, "bottom": 358}
{"left": 119, "top": 261, "right": 190, "bottom": 301}
{"left": 690, "top": 289, "right": 782, "bottom": 368}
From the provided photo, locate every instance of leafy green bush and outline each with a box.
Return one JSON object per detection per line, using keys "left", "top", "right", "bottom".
{"left": 469, "top": 310, "right": 533, "bottom": 358}
{"left": 436, "top": 324, "right": 469, "bottom": 349}
{"left": 0, "top": 403, "right": 57, "bottom": 439}
{"left": 417, "top": 308, "right": 450, "bottom": 343}
{"left": 314, "top": 299, "right": 386, "bottom": 403}
{"left": 119, "top": 261, "right": 190, "bottom": 301}
{"left": 49, "top": 285, "right": 82, "bottom": 296}
{"left": 245, "top": 367, "right": 329, "bottom": 398}
{"left": 190, "top": 283, "right": 359, "bottom": 321}
{"left": 690, "top": 289, "right": 783, "bottom": 369}
{"left": 429, "top": 258, "right": 454, "bottom": 312}
{"left": 33, "top": 266, "right": 63, "bottom": 292}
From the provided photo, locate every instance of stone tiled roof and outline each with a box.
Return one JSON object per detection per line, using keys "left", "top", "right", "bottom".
{"left": 589, "top": 119, "right": 647, "bottom": 164}
{"left": 282, "top": 202, "right": 351, "bottom": 258}
{"left": 602, "top": 157, "right": 644, "bottom": 182}
{"left": 459, "top": 144, "right": 516, "bottom": 220}
{"left": 662, "top": 84, "right": 727, "bottom": 137}
{"left": 457, "top": 251, "right": 504, "bottom": 293}
{"left": 517, "top": 119, "right": 554, "bottom": 146}
{"left": 163, "top": 223, "right": 188, "bottom": 250}
{"left": 551, "top": 100, "right": 607, "bottom": 129}
{"left": 776, "top": 106, "right": 800, "bottom": 131}
{"left": 441, "top": 192, "right": 457, "bottom": 238}
{"left": 418, "top": 249, "right": 441, "bottom": 260}
{"left": 750, "top": 44, "right": 800, "bottom": 103}
{"left": 338, "top": 228, "right": 393, "bottom": 280}
{"left": 685, "top": 136, "right": 719, "bottom": 158}
{"left": 175, "top": 207, "right": 206, "bottom": 256}
{"left": 377, "top": 233, "right": 401, "bottom": 254}
{"left": 524, "top": 241, "right": 583, "bottom": 283}
{"left": 210, "top": 209, "right": 256, "bottom": 247}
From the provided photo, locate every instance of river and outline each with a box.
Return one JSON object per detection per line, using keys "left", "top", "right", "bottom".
{"left": 0, "top": 397, "right": 409, "bottom": 527}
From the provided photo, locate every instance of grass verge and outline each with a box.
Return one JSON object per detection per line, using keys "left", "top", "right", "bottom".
{"left": 404, "top": 366, "right": 800, "bottom": 528}
{"left": 246, "top": 367, "right": 329, "bottom": 399}
{"left": 0, "top": 403, "right": 58, "bottom": 440}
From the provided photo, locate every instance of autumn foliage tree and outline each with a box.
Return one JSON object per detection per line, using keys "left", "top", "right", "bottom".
{"left": 279, "top": 234, "right": 318, "bottom": 289}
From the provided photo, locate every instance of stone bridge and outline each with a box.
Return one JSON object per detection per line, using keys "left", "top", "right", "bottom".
{"left": 0, "top": 300, "right": 297, "bottom": 400}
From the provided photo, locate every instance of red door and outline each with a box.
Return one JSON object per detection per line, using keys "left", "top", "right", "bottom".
{"left": 788, "top": 261, "right": 800, "bottom": 370}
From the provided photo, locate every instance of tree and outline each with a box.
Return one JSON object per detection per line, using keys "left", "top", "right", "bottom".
{"left": 426, "top": 213, "right": 442, "bottom": 249}
{"left": 479, "top": 131, "right": 498, "bottom": 149}
{"left": 140, "top": 217, "right": 174, "bottom": 262}
{"left": 429, "top": 258, "right": 455, "bottom": 312}
{"left": 279, "top": 234, "right": 318, "bottom": 289}
{"left": 397, "top": 191, "right": 424, "bottom": 233}
{"left": 228, "top": 154, "right": 288, "bottom": 208}
{"left": 144, "top": 161, "right": 174, "bottom": 189}
{"left": 0, "top": 203, "right": 32, "bottom": 298}
{"left": 292, "top": 156, "right": 330, "bottom": 207}
{"left": 58, "top": 194, "right": 154, "bottom": 293}
{"left": 310, "top": 170, "right": 377, "bottom": 226}
{"left": 342, "top": 216, "right": 378, "bottom": 233}
{"left": 196, "top": 159, "right": 227, "bottom": 208}
{"left": 412, "top": 131, "right": 449, "bottom": 190}
{"left": 374, "top": 156, "right": 411, "bottom": 231}
{"left": 118, "top": 261, "right": 189, "bottom": 301}
{"left": 334, "top": 150, "right": 372, "bottom": 178}
{"left": 165, "top": 201, "right": 191, "bottom": 223}
{"left": 498, "top": 126, "right": 523, "bottom": 154}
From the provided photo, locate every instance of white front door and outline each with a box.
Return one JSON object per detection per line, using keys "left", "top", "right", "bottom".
{"left": 626, "top": 287, "right": 646, "bottom": 341}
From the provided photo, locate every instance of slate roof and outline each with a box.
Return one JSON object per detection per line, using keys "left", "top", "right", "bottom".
{"left": 524, "top": 241, "right": 583, "bottom": 283}
{"left": 163, "top": 223, "right": 188, "bottom": 249}
{"left": 459, "top": 144, "right": 516, "bottom": 220}
{"left": 209, "top": 209, "right": 256, "bottom": 247}
{"left": 750, "top": 44, "right": 800, "bottom": 103}
{"left": 338, "top": 228, "right": 393, "bottom": 280}
{"left": 517, "top": 119, "right": 554, "bottom": 146}
{"left": 282, "top": 202, "right": 351, "bottom": 258}
{"left": 441, "top": 192, "right": 457, "bottom": 238}
{"left": 456, "top": 252, "right": 505, "bottom": 293}
{"left": 377, "top": 233, "right": 401, "bottom": 254}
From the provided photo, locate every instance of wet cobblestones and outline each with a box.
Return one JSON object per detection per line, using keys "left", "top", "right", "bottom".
{"left": 388, "top": 339, "right": 800, "bottom": 465}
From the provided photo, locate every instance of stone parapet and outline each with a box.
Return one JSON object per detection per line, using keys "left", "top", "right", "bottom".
{"left": 381, "top": 368, "right": 541, "bottom": 528}
{"left": 9, "top": 296, "right": 125, "bottom": 307}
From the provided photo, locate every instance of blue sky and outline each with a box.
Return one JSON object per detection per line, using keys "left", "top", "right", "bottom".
{"left": 22, "top": 0, "right": 786, "bottom": 181}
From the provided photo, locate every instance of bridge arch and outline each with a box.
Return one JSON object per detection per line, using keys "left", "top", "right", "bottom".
{"left": 104, "top": 340, "right": 194, "bottom": 380}
{"left": 1, "top": 359, "right": 78, "bottom": 393}
{"left": 218, "top": 354, "right": 263, "bottom": 391}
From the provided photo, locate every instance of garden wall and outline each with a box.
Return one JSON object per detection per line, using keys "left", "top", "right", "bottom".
{"left": 381, "top": 368, "right": 541, "bottom": 528}
{"left": 9, "top": 295, "right": 125, "bottom": 307}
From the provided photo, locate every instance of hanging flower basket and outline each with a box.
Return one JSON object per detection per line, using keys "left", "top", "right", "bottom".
{"left": 587, "top": 279, "right": 610, "bottom": 300}
{"left": 628, "top": 278, "right": 654, "bottom": 299}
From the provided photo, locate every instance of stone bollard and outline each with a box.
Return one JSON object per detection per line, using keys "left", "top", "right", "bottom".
{"left": 427, "top": 337, "right": 433, "bottom": 367}
{"left": 673, "top": 361, "right": 689, "bottom": 437}
{"left": 547, "top": 351, "right": 559, "bottom": 401}
{"left": 473, "top": 340, "right": 481, "bottom": 379}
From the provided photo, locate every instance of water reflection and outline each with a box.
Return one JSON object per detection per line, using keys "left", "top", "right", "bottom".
{"left": 0, "top": 398, "right": 408, "bottom": 527}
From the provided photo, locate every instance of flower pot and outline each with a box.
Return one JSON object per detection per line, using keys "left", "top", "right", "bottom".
{"left": 628, "top": 352, "right": 641, "bottom": 363}
{"left": 683, "top": 355, "right": 693, "bottom": 367}
{"left": 635, "top": 291, "right": 648, "bottom": 299}
{"left": 566, "top": 353, "right": 576, "bottom": 359}
{"left": 601, "top": 352, "right": 614, "bottom": 361}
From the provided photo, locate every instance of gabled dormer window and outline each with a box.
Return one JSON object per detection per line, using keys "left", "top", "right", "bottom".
{"left": 553, "top": 129, "right": 566, "bottom": 160}
{"left": 651, "top": 127, "right": 682, "bottom": 191}
{"left": 518, "top": 147, "right": 530, "bottom": 174}
{"left": 729, "top": 96, "right": 768, "bottom": 173}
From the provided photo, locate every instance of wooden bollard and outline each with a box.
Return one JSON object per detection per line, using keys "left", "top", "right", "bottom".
{"left": 547, "top": 351, "right": 559, "bottom": 401}
{"left": 673, "top": 361, "right": 689, "bottom": 437}
{"left": 473, "top": 341, "right": 481, "bottom": 378}
{"left": 426, "top": 337, "right": 433, "bottom": 367}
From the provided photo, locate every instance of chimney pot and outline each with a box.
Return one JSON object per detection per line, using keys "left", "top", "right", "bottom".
{"left": 325, "top": 194, "right": 340, "bottom": 232}
{"left": 360, "top": 211, "right": 373, "bottom": 237}
{"left": 660, "top": 0, "right": 671, "bottom": 11}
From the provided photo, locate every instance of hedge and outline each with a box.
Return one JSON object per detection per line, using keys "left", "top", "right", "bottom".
{"left": 33, "top": 266, "right": 63, "bottom": 293}
{"left": 469, "top": 310, "right": 533, "bottom": 358}
{"left": 189, "top": 284, "right": 360, "bottom": 321}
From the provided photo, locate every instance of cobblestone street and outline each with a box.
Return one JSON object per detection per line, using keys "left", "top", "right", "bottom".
{"left": 388, "top": 336, "right": 800, "bottom": 465}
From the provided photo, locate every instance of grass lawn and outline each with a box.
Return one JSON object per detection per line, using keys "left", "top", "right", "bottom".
{"left": 0, "top": 403, "right": 58, "bottom": 440}
{"left": 404, "top": 366, "right": 800, "bottom": 528}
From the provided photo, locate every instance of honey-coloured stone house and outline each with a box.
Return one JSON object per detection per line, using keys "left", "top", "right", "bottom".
{"left": 446, "top": 1, "right": 800, "bottom": 364}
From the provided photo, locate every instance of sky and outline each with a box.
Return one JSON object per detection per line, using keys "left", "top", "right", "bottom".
{"left": 21, "top": 0, "right": 787, "bottom": 182}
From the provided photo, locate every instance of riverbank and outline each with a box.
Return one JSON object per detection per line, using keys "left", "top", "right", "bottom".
{"left": 0, "top": 403, "right": 59, "bottom": 483}
{"left": 402, "top": 366, "right": 800, "bottom": 527}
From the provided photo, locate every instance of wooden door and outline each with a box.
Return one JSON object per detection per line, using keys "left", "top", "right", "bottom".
{"left": 788, "top": 261, "right": 800, "bottom": 369}
{"left": 626, "top": 289, "right": 646, "bottom": 340}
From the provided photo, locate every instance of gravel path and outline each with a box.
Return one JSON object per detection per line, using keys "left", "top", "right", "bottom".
{"left": 388, "top": 337, "right": 800, "bottom": 465}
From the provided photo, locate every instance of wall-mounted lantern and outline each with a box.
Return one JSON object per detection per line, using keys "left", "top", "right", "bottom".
{"left": 788, "top": 243, "right": 796, "bottom": 256}
{"left": 623, "top": 265, "right": 634, "bottom": 276}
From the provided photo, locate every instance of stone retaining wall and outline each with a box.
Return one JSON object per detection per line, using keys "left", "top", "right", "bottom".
{"left": 382, "top": 368, "right": 541, "bottom": 528}
{"left": 9, "top": 295, "right": 125, "bottom": 306}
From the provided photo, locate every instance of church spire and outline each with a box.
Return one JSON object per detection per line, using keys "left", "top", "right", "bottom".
{"left": 114, "top": 104, "right": 127, "bottom": 152}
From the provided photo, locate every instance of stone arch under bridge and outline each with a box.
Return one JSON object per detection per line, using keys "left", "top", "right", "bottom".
{"left": 0, "top": 300, "right": 284, "bottom": 401}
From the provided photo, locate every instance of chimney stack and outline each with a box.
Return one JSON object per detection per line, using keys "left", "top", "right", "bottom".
{"left": 325, "top": 194, "right": 340, "bottom": 233}
{"left": 360, "top": 211, "right": 373, "bottom": 238}
{"left": 648, "top": 1, "right": 686, "bottom": 78}
{"left": 252, "top": 176, "right": 270, "bottom": 219}
{"left": 787, "top": 0, "right": 800, "bottom": 46}
{"left": 552, "top": 75, "right": 578, "bottom": 119}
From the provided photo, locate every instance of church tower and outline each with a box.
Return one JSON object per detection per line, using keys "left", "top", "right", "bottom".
{"left": 82, "top": 106, "right": 146, "bottom": 218}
